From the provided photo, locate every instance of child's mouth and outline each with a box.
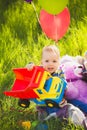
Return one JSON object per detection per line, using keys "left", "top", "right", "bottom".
{"left": 48, "top": 68, "right": 54, "bottom": 71}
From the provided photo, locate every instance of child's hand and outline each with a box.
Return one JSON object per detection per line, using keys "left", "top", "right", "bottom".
{"left": 59, "top": 98, "right": 67, "bottom": 108}
{"left": 26, "top": 62, "right": 35, "bottom": 70}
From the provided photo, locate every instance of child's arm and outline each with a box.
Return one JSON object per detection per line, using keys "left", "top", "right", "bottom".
{"left": 25, "top": 62, "right": 35, "bottom": 70}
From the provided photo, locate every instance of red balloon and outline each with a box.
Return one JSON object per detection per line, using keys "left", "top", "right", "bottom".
{"left": 40, "top": 8, "right": 70, "bottom": 42}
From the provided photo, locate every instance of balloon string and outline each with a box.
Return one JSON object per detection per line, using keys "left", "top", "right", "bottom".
{"left": 31, "top": 2, "right": 48, "bottom": 40}
{"left": 31, "top": 2, "right": 49, "bottom": 40}
{"left": 31, "top": 2, "right": 40, "bottom": 24}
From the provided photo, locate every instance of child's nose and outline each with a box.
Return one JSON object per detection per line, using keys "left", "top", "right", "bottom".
{"left": 49, "top": 62, "right": 53, "bottom": 65}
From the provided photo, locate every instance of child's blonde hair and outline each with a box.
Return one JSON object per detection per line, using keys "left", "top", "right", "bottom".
{"left": 42, "top": 45, "right": 60, "bottom": 58}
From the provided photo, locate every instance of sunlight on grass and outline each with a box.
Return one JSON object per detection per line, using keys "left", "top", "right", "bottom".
{"left": 0, "top": 0, "right": 87, "bottom": 129}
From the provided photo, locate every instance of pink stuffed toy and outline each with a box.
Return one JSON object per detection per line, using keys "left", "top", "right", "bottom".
{"left": 61, "top": 61, "right": 87, "bottom": 113}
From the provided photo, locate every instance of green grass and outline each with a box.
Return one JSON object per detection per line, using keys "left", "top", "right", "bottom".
{"left": 0, "top": 0, "right": 87, "bottom": 129}
{"left": 0, "top": 98, "right": 84, "bottom": 130}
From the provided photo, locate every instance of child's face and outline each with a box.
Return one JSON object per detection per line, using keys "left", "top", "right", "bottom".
{"left": 41, "top": 51, "right": 59, "bottom": 74}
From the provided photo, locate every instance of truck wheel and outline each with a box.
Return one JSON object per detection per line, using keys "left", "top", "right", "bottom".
{"left": 18, "top": 99, "right": 30, "bottom": 108}
{"left": 45, "top": 100, "right": 58, "bottom": 108}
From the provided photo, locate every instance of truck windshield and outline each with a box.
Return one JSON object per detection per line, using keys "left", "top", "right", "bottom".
{"left": 43, "top": 78, "right": 52, "bottom": 92}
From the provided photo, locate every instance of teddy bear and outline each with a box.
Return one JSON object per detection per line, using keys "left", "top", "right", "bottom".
{"left": 84, "top": 51, "right": 87, "bottom": 70}
{"left": 61, "top": 52, "right": 87, "bottom": 82}
{"left": 61, "top": 61, "right": 87, "bottom": 114}
{"left": 61, "top": 51, "right": 87, "bottom": 70}
{"left": 76, "top": 51, "right": 87, "bottom": 70}
{"left": 75, "top": 51, "right": 87, "bottom": 82}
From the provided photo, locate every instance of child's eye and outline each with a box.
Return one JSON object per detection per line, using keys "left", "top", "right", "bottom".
{"left": 45, "top": 60, "right": 49, "bottom": 62}
{"left": 53, "top": 60, "right": 57, "bottom": 63}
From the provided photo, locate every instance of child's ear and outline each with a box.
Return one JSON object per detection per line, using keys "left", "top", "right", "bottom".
{"left": 40, "top": 60, "right": 43, "bottom": 66}
{"left": 40, "top": 60, "right": 42, "bottom": 64}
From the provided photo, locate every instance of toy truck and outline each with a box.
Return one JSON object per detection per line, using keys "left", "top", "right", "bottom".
{"left": 4, "top": 66, "right": 67, "bottom": 108}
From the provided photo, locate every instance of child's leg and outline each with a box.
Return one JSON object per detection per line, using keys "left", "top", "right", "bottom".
{"left": 36, "top": 106, "right": 60, "bottom": 121}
